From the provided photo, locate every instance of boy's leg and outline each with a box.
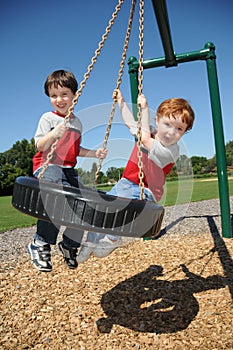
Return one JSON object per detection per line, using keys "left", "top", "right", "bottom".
{"left": 93, "top": 182, "right": 156, "bottom": 258}
{"left": 58, "top": 168, "right": 87, "bottom": 267}
{"left": 28, "top": 165, "right": 63, "bottom": 271}
{"left": 76, "top": 232, "right": 104, "bottom": 263}
{"left": 93, "top": 179, "right": 153, "bottom": 258}
{"left": 58, "top": 227, "right": 84, "bottom": 269}
{"left": 27, "top": 220, "right": 59, "bottom": 272}
{"left": 34, "top": 219, "right": 60, "bottom": 244}
{"left": 92, "top": 234, "right": 122, "bottom": 258}
{"left": 92, "top": 180, "right": 132, "bottom": 258}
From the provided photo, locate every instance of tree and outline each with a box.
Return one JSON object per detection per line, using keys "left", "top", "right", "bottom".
{"left": 0, "top": 138, "right": 36, "bottom": 195}
{"left": 0, "top": 138, "right": 36, "bottom": 176}
{"left": 106, "top": 167, "right": 123, "bottom": 182}
{"left": 190, "top": 156, "right": 208, "bottom": 175}
{"left": 205, "top": 157, "right": 216, "bottom": 173}
{"left": 225, "top": 141, "right": 233, "bottom": 166}
{"left": 0, "top": 163, "right": 26, "bottom": 195}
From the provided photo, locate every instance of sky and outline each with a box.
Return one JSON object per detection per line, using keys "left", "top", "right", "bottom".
{"left": 1, "top": 0, "right": 233, "bottom": 172}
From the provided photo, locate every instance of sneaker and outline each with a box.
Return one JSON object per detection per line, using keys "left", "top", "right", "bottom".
{"left": 93, "top": 235, "right": 121, "bottom": 258}
{"left": 27, "top": 241, "right": 52, "bottom": 272}
{"left": 58, "top": 241, "right": 78, "bottom": 269}
{"left": 76, "top": 243, "right": 95, "bottom": 263}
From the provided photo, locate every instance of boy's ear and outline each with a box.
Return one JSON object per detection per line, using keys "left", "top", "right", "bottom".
{"left": 155, "top": 115, "right": 159, "bottom": 125}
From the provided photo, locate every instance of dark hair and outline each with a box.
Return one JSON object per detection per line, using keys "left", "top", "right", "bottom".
{"left": 44, "top": 70, "right": 78, "bottom": 96}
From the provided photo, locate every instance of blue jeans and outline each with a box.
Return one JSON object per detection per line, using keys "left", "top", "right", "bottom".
{"left": 108, "top": 178, "right": 155, "bottom": 201}
{"left": 34, "top": 165, "right": 84, "bottom": 247}
{"left": 86, "top": 178, "right": 156, "bottom": 242}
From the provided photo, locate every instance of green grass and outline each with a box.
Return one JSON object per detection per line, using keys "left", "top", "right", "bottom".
{"left": 0, "top": 196, "right": 37, "bottom": 232}
{"left": 1, "top": 177, "right": 232, "bottom": 232}
{"left": 161, "top": 177, "right": 233, "bottom": 206}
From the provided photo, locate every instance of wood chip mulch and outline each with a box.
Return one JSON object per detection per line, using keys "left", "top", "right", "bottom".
{"left": 0, "top": 198, "right": 233, "bottom": 350}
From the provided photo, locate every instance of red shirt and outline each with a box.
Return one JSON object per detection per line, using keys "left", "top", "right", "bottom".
{"left": 122, "top": 144, "right": 174, "bottom": 201}
{"left": 33, "top": 111, "right": 82, "bottom": 173}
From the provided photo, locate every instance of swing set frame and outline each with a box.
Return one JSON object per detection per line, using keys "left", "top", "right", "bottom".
{"left": 128, "top": 0, "right": 232, "bottom": 239}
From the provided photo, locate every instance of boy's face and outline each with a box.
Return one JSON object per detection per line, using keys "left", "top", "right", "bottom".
{"left": 48, "top": 84, "right": 75, "bottom": 116}
{"left": 156, "top": 115, "right": 188, "bottom": 146}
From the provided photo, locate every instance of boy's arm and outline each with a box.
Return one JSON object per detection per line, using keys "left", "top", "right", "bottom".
{"left": 113, "top": 89, "right": 137, "bottom": 132}
{"left": 138, "top": 94, "right": 153, "bottom": 151}
{"left": 79, "top": 147, "right": 107, "bottom": 159}
{"left": 36, "top": 124, "right": 67, "bottom": 151}
{"left": 113, "top": 89, "right": 153, "bottom": 149}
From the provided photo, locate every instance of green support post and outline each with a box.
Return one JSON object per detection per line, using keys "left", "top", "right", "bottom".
{"left": 128, "top": 56, "right": 151, "bottom": 241}
{"left": 205, "top": 42, "right": 231, "bottom": 238}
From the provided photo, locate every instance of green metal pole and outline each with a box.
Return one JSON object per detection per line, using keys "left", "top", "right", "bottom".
{"left": 128, "top": 56, "right": 152, "bottom": 241}
{"left": 128, "top": 56, "right": 139, "bottom": 120}
{"left": 205, "top": 42, "right": 232, "bottom": 238}
{"left": 151, "top": 0, "right": 177, "bottom": 67}
{"left": 129, "top": 45, "right": 213, "bottom": 71}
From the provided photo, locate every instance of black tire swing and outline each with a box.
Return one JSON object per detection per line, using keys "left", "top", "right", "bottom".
{"left": 12, "top": 0, "right": 164, "bottom": 239}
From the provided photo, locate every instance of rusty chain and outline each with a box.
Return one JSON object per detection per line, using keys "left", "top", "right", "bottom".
{"left": 136, "top": 0, "right": 145, "bottom": 200}
{"left": 95, "top": 0, "right": 137, "bottom": 184}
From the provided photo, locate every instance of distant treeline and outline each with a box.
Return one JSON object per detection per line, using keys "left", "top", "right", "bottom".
{"left": 1, "top": 138, "right": 233, "bottom": 196}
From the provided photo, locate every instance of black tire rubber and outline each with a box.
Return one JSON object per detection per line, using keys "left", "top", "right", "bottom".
{"left": 12, "top": 176, "right": 164, "bottom": 238}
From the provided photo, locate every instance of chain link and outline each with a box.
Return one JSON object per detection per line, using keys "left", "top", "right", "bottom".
{"left": 136, "top": 0, "right": 145, "bottom": 200}
{"left": 38, "top": 0, "right": 125, "bottom": 179}
{"left": 95, "top": 0, "right": 137, "bottom": 184}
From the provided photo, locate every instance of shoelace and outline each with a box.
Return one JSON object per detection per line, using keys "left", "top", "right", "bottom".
{"left": 37, "top": 245, "right": 51, "bottom": 261}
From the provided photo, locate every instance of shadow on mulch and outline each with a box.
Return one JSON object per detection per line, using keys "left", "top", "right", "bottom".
{"left": 97, "top": 213, "right": 233, "bottom": 334}
{"left": 160, "top": 212, "right": 233, "bottom": 298}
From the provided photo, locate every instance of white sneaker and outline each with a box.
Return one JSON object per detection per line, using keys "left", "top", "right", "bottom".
{"left": 76, "top": 243, "right": 95, "bottom": 263}
{"left": 93, "top": 235, "right": 121, "bottom": 258}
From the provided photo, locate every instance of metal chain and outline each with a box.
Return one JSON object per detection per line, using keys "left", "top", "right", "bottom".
{"left": 38, "top": 0, "right": 125, "bottom": 179}
{"left": 94, "top": 0, "right": 136, "bottom": 184}
{"left": 137, "top": 0, "right": 145, "bottom": 200}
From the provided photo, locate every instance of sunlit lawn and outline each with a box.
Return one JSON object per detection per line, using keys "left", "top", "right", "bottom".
{"left": 160, "top": 177, "right": 233, "bottom": 206}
